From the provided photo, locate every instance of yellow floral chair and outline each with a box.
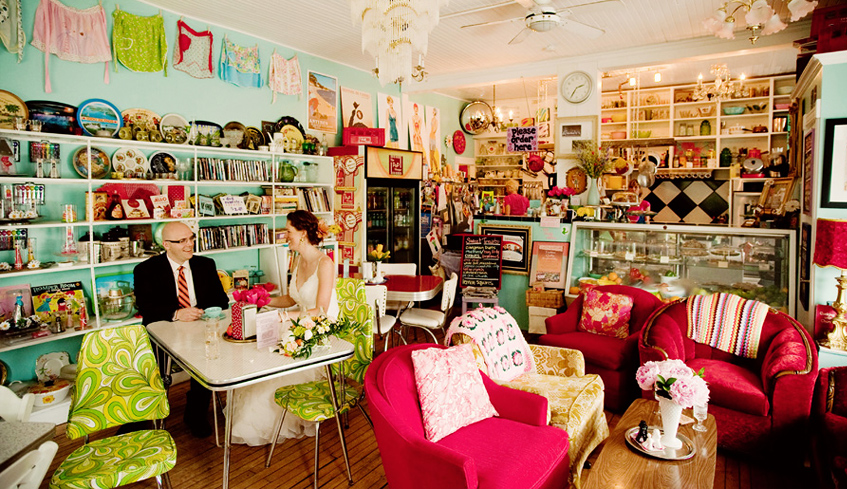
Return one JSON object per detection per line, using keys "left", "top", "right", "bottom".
{"left": 451, "top": 325, "right": 609, "bottom": 488}
{"left": 265, "top": 278, "right": 374, "bottom": 487}
{"left": 50, "top": 325, "right": 175, "bottom": 489}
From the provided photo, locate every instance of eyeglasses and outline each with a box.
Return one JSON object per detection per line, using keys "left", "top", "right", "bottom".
{"left": 165, "top": 233, "right": 196, "bottom": 245}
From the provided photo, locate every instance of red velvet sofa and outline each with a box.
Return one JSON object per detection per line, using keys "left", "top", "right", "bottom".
{"left": 639, "top": 300, "right": 817, "bottom": 458}
{"left": 540, "top": 285, "right": 665, "bottom": 411}
{"left": 813, "top": 366, "right": 847, "bottom": 488}
{"left": 364, "top": 343, "right": 571, "bottom": 489}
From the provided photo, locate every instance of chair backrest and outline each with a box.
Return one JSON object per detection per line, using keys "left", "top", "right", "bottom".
{"left": 379, "top": 262, "right": 416, "bottom": 276}
{"left": 365, "top": 284, "right": 388, "bottom": 319}
{"left": 0, "top": 386, "right": 34, "bottom": 422}
{"left": 335, "top": 278, "right": 375, "bottom": 384}
{"left": 440, "top": 273, "right": 459, "bottom": 312}
{"left": 0, "top": 440, "right": 58, "bottom": 489}
{"left": 67, "top": 324, "right": 170, "bottom": 439}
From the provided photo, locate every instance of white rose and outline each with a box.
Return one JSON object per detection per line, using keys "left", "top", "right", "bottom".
{"left": 304, "top": 329, "right": 313, "bottom": 341}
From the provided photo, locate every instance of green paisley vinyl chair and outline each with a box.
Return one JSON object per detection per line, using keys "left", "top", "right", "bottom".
{"left": 265, "top": 278, "right": 374, "bottom": 488}
{"left": 50, "top": 325, "right": 176, "bottom": 489}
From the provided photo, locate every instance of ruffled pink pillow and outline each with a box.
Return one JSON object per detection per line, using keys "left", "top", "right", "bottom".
{"left": 411, "top": 344, "right": 499, "bottom": 442}
{"left": 578, "top": 287, "right": 634, "bottom": 339}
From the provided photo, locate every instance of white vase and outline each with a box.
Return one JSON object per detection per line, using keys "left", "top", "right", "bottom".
{"left": 659, "top": 397, "right": 684, "bottom": 449}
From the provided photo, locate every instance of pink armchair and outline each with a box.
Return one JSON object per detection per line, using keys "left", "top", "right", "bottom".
{"left": 365, "top": 344, "right": 571, "bottom": 489}
{"left": 639, "top": 300, "right": 817, "bottom": 458}
{"left": 813, "top": 366, "right": 847, "bottom": 488}
{"left": 540, "top": 285, "right": 664, "bottom": 411}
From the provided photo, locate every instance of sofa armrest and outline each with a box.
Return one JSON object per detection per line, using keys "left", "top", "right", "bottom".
{"left": 405, "top": 437, "right": 477, "bottom": 488}
{"left": 482, "top": 374, "right": 549, "bottom": 426}
{"left": 639, "top": 308, "right": 687, "bottom": 363}
{"left": 528, "top": 344, "right": 585, "bottom": 377}
{"left": 544, "top": 295, "right": 583, "bottom": 335}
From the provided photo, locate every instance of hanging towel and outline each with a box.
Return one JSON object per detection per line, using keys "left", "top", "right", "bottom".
{"left": 30, "top": 0, "right": 111, "bottom": 93}
{"left": 112, "top": 8, "right": 167, "bottom": 75}
{"left": 268, "top": 52, "right": 301, "bottom": 103}
{"left": 687, "top": 292, "right": 769, "bottom": 359}
{"left": 219, "top": 36, "right": 261, "bottom": 88}
{"left": 172, "top": 19, "right": 212, "bottom": 79}
{"left": 0, "top": 0, "right": 25, "bottom": 62}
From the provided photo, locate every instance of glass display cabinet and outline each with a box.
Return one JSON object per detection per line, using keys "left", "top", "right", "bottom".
{"left": 566, "top": 222, "right": 796, "bottom": 315}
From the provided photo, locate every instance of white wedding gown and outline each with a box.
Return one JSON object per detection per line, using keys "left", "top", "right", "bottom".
{"left": 230, "top": 262, "right": 339, "bottom": 446}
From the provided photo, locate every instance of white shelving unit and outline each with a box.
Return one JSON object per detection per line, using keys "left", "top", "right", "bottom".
{"left": 0, "top": 129, "right": 336, "bottom": 353}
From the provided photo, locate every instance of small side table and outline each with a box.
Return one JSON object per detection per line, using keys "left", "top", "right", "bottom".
{"left": 461, "top": 295, "right": 499, "bottom": 314}
{"left": 819, "top": 345, "right": 847, "bottom": 369}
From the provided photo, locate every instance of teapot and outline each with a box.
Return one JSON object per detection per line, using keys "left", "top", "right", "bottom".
{"left": 279, "top": 160, "right": 298, "bottom": 183}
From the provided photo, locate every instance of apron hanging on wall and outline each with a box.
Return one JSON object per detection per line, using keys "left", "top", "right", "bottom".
{"left": 0, "top": 0, "right": 26, "bottom": 62}
{"left": 112, "top": 7, "right": 167, "bottom": 75}
{"left": 219, "top": 35, "right": 262, "bottom": 88}
{"left": 268, "top": 51, "right": 301, "bottom": 103}
{"left": 172, "top": 19, "right": 213, "bottom": 79}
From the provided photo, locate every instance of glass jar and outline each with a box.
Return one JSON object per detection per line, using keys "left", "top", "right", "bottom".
{"left": 700, "top": 120, "right": 711, "bottom": 136}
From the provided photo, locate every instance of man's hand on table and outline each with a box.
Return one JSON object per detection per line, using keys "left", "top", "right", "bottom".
{"left": 174, "top": 307, "right": 204, "bottom": 322}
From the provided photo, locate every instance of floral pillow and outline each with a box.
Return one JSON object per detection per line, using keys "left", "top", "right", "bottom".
{"left": 577, "top": 288, "right": 634, "bottom": 339}
{"left": 411, "top": 344, "right": 499, "bottom": 443}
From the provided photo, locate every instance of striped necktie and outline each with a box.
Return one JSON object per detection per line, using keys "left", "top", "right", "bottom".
{"left": 177, "top": 266, "right": 190, "bottom": 309}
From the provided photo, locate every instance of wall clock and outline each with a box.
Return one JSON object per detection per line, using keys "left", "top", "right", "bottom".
{"left": 561, "top": 71, "right": 593, "bottom": 105}
{"left": 565, "top": 167, "right": 588, "bottom": 194}
{"left": 452, "top": 130, "right": 466, "bottom": 154}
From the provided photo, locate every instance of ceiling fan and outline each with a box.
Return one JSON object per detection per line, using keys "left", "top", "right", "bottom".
{"left": 457, "top": 0, "right": 612, "bottom": 45}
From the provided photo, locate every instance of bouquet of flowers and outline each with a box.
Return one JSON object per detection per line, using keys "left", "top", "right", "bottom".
{"left": 369, "top": 244, "right": 391, "bottom": 262}
{"left": 277, "top": 315, "right": 356, "bottom": 359}
{"left": 547, "top": 186, "right": 575, "bottom": 200}
{"left": 576, "top": 146, "right": 611, "bottom": 179}
{"left": 232, "top": 284, "right": 273, "bottom": 308}
{"left": 636, "top": 359, "right": 709, "bottom": 409}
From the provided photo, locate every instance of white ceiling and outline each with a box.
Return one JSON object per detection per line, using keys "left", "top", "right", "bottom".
{"left": 140, "top": 0, "right": 836, "bottom": 101}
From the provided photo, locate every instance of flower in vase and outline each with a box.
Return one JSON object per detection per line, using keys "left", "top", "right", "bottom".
{"left": 576, "top": 146, "right": 612, "bottom": 179}
{"left": 369, "top": 244, "right": 391, "bottom": 262}
{"left": 636, "top": 359, "right": 709, "bottom": 409}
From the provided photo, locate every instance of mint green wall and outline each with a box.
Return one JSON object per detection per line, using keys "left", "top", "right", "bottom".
{"left": 473, "top": 218, "right": 571, "bottom": 328}
{"left": 0, "top": 0, "right": 467, "bottom": 382}
{"left": 813, "top": 62, "right": 847, "bottom": 311}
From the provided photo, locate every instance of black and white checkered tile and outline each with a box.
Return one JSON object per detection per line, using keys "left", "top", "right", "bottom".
{"left": 643, "top": 180, "right": 730, "bottom": 224}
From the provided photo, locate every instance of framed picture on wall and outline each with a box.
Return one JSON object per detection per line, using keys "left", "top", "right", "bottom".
{"left": 820, "top": 118, "right": 847, "bottom": 208}
{"left": 556, "top": 116, "right": 597, "bottom": 157}
{"left": 758, "top": 178, "right": 795, "bottom": 215}
{"left": 528, "top": 241, "right": 569, "bottom": 289}
{"left": 478, "top": 224, "right": 531, "bottom": 275}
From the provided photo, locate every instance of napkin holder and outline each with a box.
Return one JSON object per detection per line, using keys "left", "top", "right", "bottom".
{"left": 230, "top": 302, "right": 257, "bottom": 340}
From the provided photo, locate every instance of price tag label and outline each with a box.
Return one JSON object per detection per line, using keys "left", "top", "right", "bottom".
{"left": 718, "top": 261, "right": 729, "bottom": 268}
{"left": 625, "top": 252, "right": 635, "bottom": 261}
{"left": 758, "top": 263, "right": 769, "bottom": 271}
{"left": 660, "top": 256, "right": 670, "bottom": 264}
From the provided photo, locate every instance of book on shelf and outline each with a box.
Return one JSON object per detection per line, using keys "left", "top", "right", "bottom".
{"left": 198, "top": 223, "right": 270, "bottom": 251}
{"left": 193, "top": 157, "right": 270, "bottom": 182}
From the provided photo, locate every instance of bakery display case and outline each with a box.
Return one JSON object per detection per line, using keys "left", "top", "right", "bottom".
{"left": 566, "top": 222, "right": 795, "bottom": 315}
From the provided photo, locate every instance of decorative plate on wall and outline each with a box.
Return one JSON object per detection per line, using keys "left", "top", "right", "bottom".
{"left": 565, "top": 167, "right": 588, "bottom": 194}
{"left": 72, "top": 147, "right": 110, "bottom": 179}
{"left": 111, "top": 147, "right": 149, "bottom": 176}
{"left": 160, "top": 113, "right": 189, "bottom": 144}
{"left": 0, "top": 90, "right": 28, "bottom": 129}
{"left": 77, "top": 99, "right": 122, "bottom": 138}
{"left": 452, "top": 130, "right": 466, "bottom": 154}
{"left": 26, "top": 101, "right": 78, "bottom": 135}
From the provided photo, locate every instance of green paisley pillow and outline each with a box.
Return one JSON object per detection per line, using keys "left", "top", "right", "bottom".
{"left": 67, "top": 324, "right": 170, "bottom": 439}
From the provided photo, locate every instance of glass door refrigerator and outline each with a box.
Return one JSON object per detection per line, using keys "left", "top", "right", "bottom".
{"left": 366, "top": 179, "right": 419, "bottom": 268}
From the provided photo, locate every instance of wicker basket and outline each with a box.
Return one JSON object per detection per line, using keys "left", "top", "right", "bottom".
{"left": 525, "top": 289, "right": 565, "bottom": 308}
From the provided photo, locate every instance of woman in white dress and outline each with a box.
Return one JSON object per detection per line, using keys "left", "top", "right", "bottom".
{"left": 230, "top": 210, "right": 339, "bottom": 445}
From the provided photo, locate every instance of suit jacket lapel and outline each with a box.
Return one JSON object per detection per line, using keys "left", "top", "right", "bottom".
{"left": 158, "top": 253, "right": 178, "bottom": 309}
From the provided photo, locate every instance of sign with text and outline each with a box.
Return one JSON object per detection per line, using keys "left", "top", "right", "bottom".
{"left": 507, "top": 126, "right": 538, "bottom": 153}
{"left": 459, "top": 234, "right": 502, "bottom": 289}
{"left": 365, "top": 146, "right": 423, "bottom": 180}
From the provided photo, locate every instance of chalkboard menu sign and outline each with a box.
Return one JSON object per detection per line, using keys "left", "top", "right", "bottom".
{"left": 459, "top": 234, "right": 502, "bottom": 289}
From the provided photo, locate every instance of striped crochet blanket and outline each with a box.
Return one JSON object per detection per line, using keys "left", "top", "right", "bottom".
{"left": 445, "top": 307, "right": 534, "bottom": 382}
{"left": 687, "top": 293, "right": 769, "bottom": 359}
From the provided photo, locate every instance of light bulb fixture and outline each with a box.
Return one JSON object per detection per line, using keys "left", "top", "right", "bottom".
{"left": 693, "top": 64, "right": 746, "bottom": 102}
{"left": 654, "top": 72, "right": 662, "bottom": 83}
{"left": 629, "top": 76, "right": 637, "bottom": 87}
{"left": 703, "top": 0, "right": 815, "bottom": 44}
{"left": 352, "top": 0, "right": 448, "bottom": 86}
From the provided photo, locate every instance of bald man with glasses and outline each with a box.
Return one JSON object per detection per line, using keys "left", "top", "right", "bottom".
{"left": 134, "top": 221, "right": 229, "bottom": 437}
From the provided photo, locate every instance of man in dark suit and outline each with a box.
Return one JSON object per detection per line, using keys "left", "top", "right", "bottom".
{"left": 134, "top": 222, "right": 229, "bottom": 438}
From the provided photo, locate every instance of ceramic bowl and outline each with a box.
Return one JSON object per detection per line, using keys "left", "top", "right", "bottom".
{"left": 29, "top": 380, "right": 71, "bottom": 407}
{"left": 776, "top": 86, "right": 793, "bottom": 95}
{"left": 611, "top": 131, "right": 627, "bottom": 139}
{"left": 699, "top": 106, "right": 713, "bottom": 116}
{"left": 723, "top": 106, "right": 745, "bottom": 115}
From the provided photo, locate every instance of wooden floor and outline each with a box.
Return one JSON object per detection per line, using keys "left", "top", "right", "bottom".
{"left": 40, "top": 330, "right": 821, "bottom": 489}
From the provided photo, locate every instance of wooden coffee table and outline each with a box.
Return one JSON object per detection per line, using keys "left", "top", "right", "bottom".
{"left": 584, "top": 398, "right": 717, "bottom": 489}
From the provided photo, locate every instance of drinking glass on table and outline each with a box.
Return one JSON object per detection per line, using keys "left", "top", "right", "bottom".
{"left": 693, "top": 403, "right": 708, "bottom": 432}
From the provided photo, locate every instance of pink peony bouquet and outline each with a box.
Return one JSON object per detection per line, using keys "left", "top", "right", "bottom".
{"left": 636, "top": 359, "right": 709, "bottom": 409}
{"left": 232, "top": 285, "right": 272, "bottom": 309}
{"left": 547, "top": 186, "right": 575, "bottom": 199}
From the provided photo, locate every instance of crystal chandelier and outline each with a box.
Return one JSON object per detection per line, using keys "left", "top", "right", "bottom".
{"left": 351, "top": 0, "right": 449, "bottom": 86}
{"left": 693, "top": 64, "right": 744, "bottom": 102}
{"left": 703, "top": 0, "right": 817, "bottom": 44}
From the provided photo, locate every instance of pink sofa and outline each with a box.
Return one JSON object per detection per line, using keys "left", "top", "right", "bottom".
{"left": 364, "top": 343, "right": 571, "bottom": 489}
{"left": 813, "top": 366, "right": 847, "bottom": 488}
{"left": 639, "top": 300, "right": 817, "bottom": 458}
{"left": 540, "top": 285, "right": 665, "bottom": 411}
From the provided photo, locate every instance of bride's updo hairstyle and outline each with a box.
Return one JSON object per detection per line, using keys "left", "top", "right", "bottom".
{"left": 287, "top": 210, "right": 322, "bottom": 245}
